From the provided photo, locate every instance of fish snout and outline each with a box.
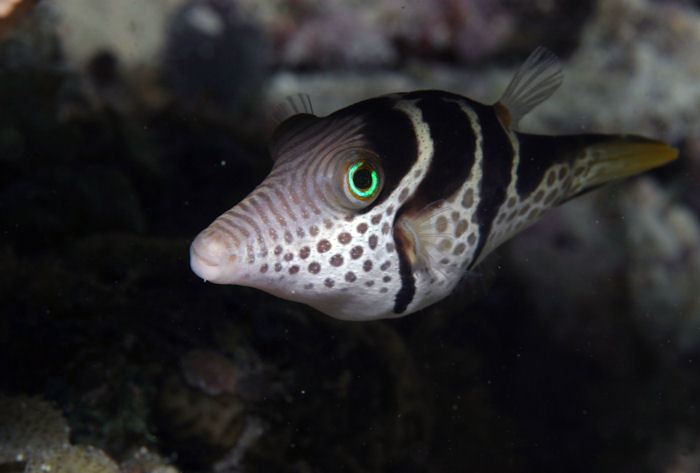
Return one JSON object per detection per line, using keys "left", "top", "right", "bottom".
{"left": 189, "top": 228, "right": 240, "bottom": 284}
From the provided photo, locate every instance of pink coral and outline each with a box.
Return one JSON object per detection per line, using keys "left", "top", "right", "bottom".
{"left": 282, "top": 5, "right": 396, "bottom": 67}
{"left": 238, "top": 0, "right": 515, "bottom": 68}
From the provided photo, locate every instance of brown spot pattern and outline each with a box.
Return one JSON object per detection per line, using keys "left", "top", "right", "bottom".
{"left": 462, "top": 189, "right": 474, "bottom": 208}
{"left": 350, "top": 246, "right": 364, "bottom": 259}
{"left": 338, "top": 232, "right": 352, "bottom": 244}
{"left": 317, "top": 239, "right": 331, "bottom": 253}
{"left": 438, "top": 239, "right": 452, "bottom": 251}
{"left": 435, "top": 216, "right": 448, "bottom": 232}
{"left": 369, "top": 235, "right": 378, "bottom": 250}
{"left": 330, "top": 254, "right": 344, "bottom": 267}
{"left": 547, "top": 171, "right": 556, "bottom": 185}
{"left": 455, "top": 220, "right": 468, "bottom": 237}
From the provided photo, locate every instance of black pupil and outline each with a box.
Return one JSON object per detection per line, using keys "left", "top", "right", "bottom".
{"left": 353, "top": 166, "right": 372, "bottom": 190}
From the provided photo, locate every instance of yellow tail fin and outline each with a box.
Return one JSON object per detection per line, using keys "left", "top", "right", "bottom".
{"left": 572, "top": 136, "right": 678, "bottom": 192}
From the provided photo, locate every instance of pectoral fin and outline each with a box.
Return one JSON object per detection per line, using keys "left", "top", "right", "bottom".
{"left": 394, "top": 201, "right": 461, "bottom": 277}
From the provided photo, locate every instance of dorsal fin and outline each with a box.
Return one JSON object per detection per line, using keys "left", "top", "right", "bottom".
{"left": 269, "top": 113, "right": 320, "bottom": 161}
{"left": 496, "top": 47, "right": 563, "bottom": 129}
{"left": 271, "top": 93, "right": 315, "bottom": 125}
{"left": 269, "top": 94, "right": 318, "bottom": 162}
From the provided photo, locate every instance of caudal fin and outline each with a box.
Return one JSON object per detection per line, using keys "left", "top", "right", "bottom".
{"left": 568, "top": 135, "right": 678, "bottom": 196}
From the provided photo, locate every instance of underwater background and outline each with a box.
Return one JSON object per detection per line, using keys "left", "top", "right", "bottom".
{"left": 1, "top": 0, "right": 699, "bottom": 471}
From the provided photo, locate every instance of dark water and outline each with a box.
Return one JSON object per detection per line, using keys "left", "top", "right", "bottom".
{"left": 1, "top": 1, "right": 699, "bottom": 472}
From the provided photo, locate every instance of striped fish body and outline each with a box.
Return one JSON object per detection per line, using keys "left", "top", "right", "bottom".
{"left": 190, "top": 49, "right": 677, "bottom": 320}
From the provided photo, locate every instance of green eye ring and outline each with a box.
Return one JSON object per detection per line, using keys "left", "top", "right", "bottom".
{"left": 347, "top": 160, "right": 379, "bottom": 200}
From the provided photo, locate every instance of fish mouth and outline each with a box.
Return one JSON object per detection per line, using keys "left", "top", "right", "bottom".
{"left": 189, "top": 229, "right": 238, "bottom": 284}
{"left": 191, "top": 244, "right": 219, "bottom": 267}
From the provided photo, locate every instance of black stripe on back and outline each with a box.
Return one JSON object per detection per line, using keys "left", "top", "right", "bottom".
{"left": 390, "top": 91, "right": 478, "bottom": 313}
{"left": 329, "top": 95, "right": 421, "bottom": 313}
{"left": 329, "top": 96, "right": 418, "bottom": 213}
{"left": 402, "top": 91, "right": 477, "bottom": 212}
{"left": 469, "top": 102, "right": 516, "bottom": 268}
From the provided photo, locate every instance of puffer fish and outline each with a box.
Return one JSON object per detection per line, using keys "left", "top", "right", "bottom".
{"left": 190, "top": 47, "right": 677, "bottom": 321}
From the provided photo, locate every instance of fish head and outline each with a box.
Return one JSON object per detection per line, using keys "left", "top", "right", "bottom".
{"left": 190, "top": 98, "right": 419, "bottom": 320}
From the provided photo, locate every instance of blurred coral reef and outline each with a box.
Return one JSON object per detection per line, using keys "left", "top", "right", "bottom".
{"left": 1, "top": 0, "right": 700, "bottom": 472}
{"left": 0, "top": 396, "right": 179, "bottom": 472}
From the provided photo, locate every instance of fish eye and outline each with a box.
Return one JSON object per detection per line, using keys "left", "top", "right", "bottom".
{"left": 343, "top": 156, "right": 382, "bottom": 207}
